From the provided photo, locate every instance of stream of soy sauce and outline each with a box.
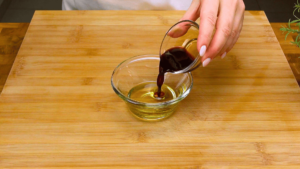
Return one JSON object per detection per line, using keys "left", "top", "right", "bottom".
{"left": 155, "top": 47, "right": 195, "bottom": 97}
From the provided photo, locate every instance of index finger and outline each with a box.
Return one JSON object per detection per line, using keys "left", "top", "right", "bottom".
{"left": 197, "top": 0, "right": 219, "bottom": 58}
{"left": 201, "top": 0, "right": 238, "bottom": 62}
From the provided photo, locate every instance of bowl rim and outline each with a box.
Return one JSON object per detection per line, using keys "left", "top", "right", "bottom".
{"left": 111, "top": 54, "right": 193, "bottom": 106}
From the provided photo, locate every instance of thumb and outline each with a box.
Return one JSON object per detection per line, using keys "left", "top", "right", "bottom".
{"left": 181, "top": 0, "right": 201, "bottom": 21}
{"left": 168, "top": 0, "right": 201, "bottom": 38}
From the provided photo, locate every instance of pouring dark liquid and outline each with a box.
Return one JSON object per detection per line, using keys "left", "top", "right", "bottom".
{"left": 155, "top": 47, "right": 195, "bottom": 97}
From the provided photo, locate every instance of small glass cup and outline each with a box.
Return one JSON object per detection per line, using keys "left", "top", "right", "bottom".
{"left": 111, "top": 55, "right": 193, "bottom": 121}
{"left": 160, "top": 20, "right": 201, "bottom": 73}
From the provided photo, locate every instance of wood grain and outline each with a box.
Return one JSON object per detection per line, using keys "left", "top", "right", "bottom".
{"left": 0, "top": 23, "right": 29, "bottom": 94}
{"left": 0, "top": 10, "right": 300, "bottom": 168}
{"left": 271, "top": 23, "right": 300, "bottom": 86}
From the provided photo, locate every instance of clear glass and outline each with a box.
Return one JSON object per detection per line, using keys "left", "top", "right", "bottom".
{"left": 160, "top": 20, "right": 201, "bottom": 74}
{"left": 111, "top": 55, "right": 193, "bottom": 121}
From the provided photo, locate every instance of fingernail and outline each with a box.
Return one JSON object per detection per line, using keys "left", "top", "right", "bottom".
{"left": 199, "top": 45, "right": 206, "bottom": 56}
{"left": 221, "top": 52, "right": 226, "bottom": 59}
{"left": 202, "top": 58, "right": 211, "bottom": 67}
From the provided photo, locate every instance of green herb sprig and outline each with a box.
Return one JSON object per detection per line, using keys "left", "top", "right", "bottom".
{"left": 280, "top": 0, "right": 300, "bottom": 47}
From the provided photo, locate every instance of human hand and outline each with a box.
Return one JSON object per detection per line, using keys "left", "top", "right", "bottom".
{"left": 181, "top": 0, "right": 245, "bottom": 67}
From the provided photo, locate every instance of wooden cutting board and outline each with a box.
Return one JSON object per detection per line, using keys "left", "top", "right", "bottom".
{"left": 1, "top": 10, "right": 300, "bottom": 168}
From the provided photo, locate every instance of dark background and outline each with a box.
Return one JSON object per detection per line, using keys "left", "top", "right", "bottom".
{"left": 0, "top": 0, "right": 298, "bottom": 22}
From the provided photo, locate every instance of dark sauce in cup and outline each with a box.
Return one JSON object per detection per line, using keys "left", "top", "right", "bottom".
{"left": 155, "top": 47, "right": 194, "bottom": 97}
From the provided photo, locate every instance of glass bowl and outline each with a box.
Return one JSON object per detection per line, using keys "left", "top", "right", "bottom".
{"left": 111, "top": 55, "right": 193, "bottom": 121}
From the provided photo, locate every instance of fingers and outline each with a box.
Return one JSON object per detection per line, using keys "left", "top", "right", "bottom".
{"left": 168, "top": 0, "right": 200, "bottom": 38}
{"left": 227, "top": 24, "right": 242, "bottom": 52}
{"left": 173, "top": 0, "right": 246, "bottom": 68}
{"left": 219, "top": 1, "right": 245, "bottom": 59}
{"left": 181, "top": 0, "right": 201, "bottom": 21}
{"left": 220, "top": 21, "right": 243, "bottom": 59}
{"left": 196, "top": 0, "right": 220, "bottom": 66}
{"left": 227, "top": 9, "right": 245, "bottom": 52}
{"left": 201, "top": 0, "right": 237, "bottom": 64}
{"left": 167, "top": 23, "right": 193, "bottom": 38}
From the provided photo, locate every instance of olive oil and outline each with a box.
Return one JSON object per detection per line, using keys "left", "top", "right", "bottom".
{"left": 127, "top": 82, "right": 185, "bottom": 121}
{"left": 128, "top": 82, "right": 177, "bottom": 103}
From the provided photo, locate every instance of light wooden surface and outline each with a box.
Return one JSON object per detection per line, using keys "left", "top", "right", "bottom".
{"left": 1, "top": 10, "right": 300, "bottom": 168}
{"left": 271, "top": 23, "right": 300, "bottom": 86}
{"left": 0, "top": 23, "right": 29, "bottom": 94}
